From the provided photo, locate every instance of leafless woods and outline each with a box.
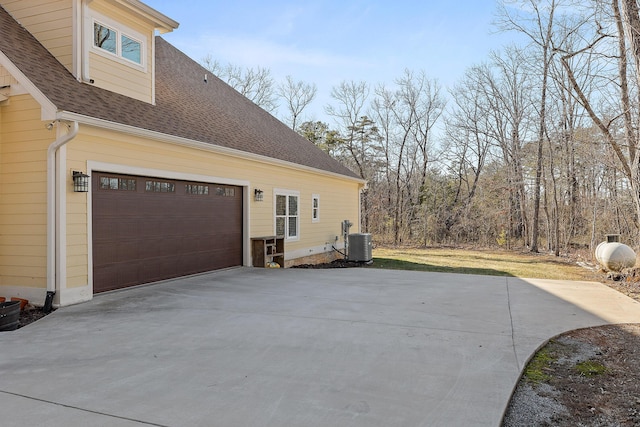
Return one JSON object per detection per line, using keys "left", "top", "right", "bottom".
{"left": 204, "top": 0, "right": 640, "bottom": 254}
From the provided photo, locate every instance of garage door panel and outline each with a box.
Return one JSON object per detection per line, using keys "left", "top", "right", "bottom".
{"left": 93, "top": 239, "right": 140, "bottom": 265}
{"left": 94, "top": 263, "right": 139, "bottom": 289}
{"left": 93, "top": 173, "right": 243, "bottom": 293}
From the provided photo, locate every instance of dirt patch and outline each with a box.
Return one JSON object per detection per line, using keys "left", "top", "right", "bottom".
{"left": 503, "top": 324, "right": 640, "bottom": 426}
{"left": 504, "top": 264, "right": 640, "bottom": 425}
{"left": 17, "top": 306, "right": 54, "bottom": 329}
{"left": 502, "top": 275, "right": 640, "bottom": 427}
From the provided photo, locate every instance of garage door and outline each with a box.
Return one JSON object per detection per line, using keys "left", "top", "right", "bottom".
{"left": 92, "top": 173, "right": 243, "bottom": 293}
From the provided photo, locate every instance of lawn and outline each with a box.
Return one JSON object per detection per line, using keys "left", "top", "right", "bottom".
{"left": 370, "top": 246, "right": 597, "bottom": 281}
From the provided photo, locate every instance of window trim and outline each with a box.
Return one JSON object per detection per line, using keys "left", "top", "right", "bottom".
{"left": 88, "top": 11, "right": 147, "bottom": 71}
{"left": 274, "top": 189, "right": 300, "bottom": 241}
{"left": 312, "top": 194, "right": 320, "bottom": 223}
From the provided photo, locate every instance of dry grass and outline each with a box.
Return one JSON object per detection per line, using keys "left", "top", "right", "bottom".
{"left": 371, "top": 246, "right": 598, "bottom": 281}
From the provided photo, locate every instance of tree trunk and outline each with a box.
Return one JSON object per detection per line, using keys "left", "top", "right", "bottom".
{"left": 530, "top": 0, "right": 555, "bottom": 253}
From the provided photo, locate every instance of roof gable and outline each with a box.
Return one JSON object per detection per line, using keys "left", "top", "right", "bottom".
{"left": 0, "top": 5, "right": 359, "bottom": 180}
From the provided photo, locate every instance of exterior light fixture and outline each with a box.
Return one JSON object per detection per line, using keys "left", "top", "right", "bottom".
{"left": 72, "top": 171, "right": 90, "bottom": 192}
{"left": 254, "top": 188, "right": 264, "bottom": 202}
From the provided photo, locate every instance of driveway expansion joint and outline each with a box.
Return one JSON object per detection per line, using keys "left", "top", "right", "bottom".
{"left": 0, "top": 390, "right": 169, "bottom": 427}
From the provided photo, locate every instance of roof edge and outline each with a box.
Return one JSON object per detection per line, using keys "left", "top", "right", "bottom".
{"left": 57, "top": 111, "right": 367, "bottom": 185}
{"left": 0, "top": 49, "right": 57, "bottom": 120}
{"left": 113, "top": 0, "right": 179, "bottom": 33}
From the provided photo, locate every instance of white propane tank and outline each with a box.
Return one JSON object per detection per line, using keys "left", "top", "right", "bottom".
{"left": 595, "top": 239, "right": 636, "bottom": 272}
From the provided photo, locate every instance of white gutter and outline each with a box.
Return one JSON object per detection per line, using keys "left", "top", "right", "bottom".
{"left": 46, "top": 121, "right": 79, "bottom": 304}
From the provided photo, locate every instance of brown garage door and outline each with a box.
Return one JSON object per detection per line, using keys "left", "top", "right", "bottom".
{"left": 92, "top": 173, "right": 243, "bottom": 293}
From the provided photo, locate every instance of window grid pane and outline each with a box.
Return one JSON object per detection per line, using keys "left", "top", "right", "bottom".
{"left": 288, "top": 196, "right": 298, "bottom": 215}
{"left": 275, "top": 217, "right": 285, "bottom": 236}
{"left": 186, "top": 184, "right": 209, "bottom": 195}
{"left": 121, "top": 34, "right": 141, "bottom": 64}
{"left": 146, "top": 180, "right": 175, "bottom": 193}
{"left": 288, "top": 216, "right": 297, "bottom": 237}
{"left": 100, "top": 177, "right": 136, "bottom": 191}
{"left": 120, "top": 179, "right": 136, "bottom": 191}
{"left": 276, "top": 195, "right": 286, "bottom": 216}
{"left": 94, "top": 23, "right": 116, "bottom": 54}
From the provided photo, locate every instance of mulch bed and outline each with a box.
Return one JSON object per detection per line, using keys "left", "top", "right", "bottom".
{"left": 18, "top": 306, "right": 53, "bottom": 328}
{"left": 291, "top": 259, "right": 370, "bottom": 269}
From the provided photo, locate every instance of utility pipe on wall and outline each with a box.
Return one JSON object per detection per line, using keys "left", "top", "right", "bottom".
{"left": 46, "top": 121, "right": 79, "bottom": 311}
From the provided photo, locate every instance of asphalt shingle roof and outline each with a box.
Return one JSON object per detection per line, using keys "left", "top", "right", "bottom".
{"left": 0, "top": 5, "right": 359, "bottom": 180}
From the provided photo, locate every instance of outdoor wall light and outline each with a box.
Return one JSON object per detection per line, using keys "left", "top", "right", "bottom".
{"left": 254, "top": 188, "right": 264, "bottom": 202}
{"left": 72, "top": 171, "right": 90, "bottom": 192}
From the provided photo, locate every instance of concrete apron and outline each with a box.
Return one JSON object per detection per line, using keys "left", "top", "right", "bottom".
{"left": 1, "top": 267, "right": 639, "bottom": 427}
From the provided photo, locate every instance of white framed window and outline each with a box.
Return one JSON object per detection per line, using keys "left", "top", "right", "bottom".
{"left": 88, "top": 11, "right": 147, "bottom": 70}
{"left": 312, "top": 194, "right": 320, "bottom": 223}
{"left": 275, "top": 190, "right": 300, "bottom": 240}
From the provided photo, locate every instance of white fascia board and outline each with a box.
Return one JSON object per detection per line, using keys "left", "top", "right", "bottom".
{"left": 56, "top": 110, "right": 367, "bottom": 185}
{"left": 0, "top": 50, "right": 58, "bottom": 121}
{"left": 113, "top": 0, "right": 179, "bottom": 33}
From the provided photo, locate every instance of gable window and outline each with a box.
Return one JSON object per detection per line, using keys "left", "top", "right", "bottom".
{"left": 275, "top": 191, "right": 299, "bottom": 240}
{"left": 91, "top": 18, "right": 145, "bottom": 67}
{"left": 312, "top": 194, "right": 320, "bottom": 222}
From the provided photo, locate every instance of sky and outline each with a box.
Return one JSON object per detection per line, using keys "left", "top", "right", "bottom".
{"left": 144, "top": 0, "right": 522, "bottom": 124}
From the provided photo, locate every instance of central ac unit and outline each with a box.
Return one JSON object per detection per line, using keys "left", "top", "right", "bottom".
{"left": 347, "top": 233, "right": 372, "bottom": 262}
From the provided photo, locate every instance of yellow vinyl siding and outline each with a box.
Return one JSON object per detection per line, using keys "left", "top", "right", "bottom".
{"left": 87, "top": 0, "right": 154, "bottom": 103}
{"left": 0, "top": 94, "right": 49, "bottom": 288}
{"left": 267, "top": 172, "right": 361, "bottom": 253}
{"left": 65, "top": 126, "right": 361, "bottom": 286}
{"left": 88, "top": 52, "right": 152, "bottom": 102}
{"left": 66, "top": 190, "right": 88, "bottom": 288}
{"left": 1, "top": 0, "right": 74, "bottom": 72}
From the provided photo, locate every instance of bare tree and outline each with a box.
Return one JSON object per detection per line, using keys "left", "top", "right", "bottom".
{"left": 326, "top": 81, "right": 378, "bottom": 231}
{"left": 201, "top": 54, "right": 278, "bottom": 113}
{"left": 479, "top": 48, "right": 534, "bottom": 246}
{"left": 497, "top": 0, "right": 577, "bottom": 252}
{"left": 278, "top": 76, "right": 317, "bottom": 131}
{"left": 326, "top": 81, "right": 371, "bottom": 179}
{"left": 443, "top": 65, "right": 495, "bottom": 239}
{"left": 396, "top": 70, "right": 445, "bottom": 242}
{"left": 557, "top": 0, "right": 640, "bottom": 243}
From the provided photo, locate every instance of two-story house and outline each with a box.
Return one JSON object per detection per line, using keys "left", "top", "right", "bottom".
{"left": 0, "top": 0, "right": 364, "bottom": 307}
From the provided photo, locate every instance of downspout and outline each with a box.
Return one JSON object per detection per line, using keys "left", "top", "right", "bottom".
{"left": 46, "top": 121, "right": 79, "bottom": 312}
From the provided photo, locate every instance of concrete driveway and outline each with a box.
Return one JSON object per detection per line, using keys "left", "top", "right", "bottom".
{"left": 1, "top": 267, "right": 639, "bottom": 426}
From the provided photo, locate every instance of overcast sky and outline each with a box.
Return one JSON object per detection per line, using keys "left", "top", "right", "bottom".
{"left": 145, "top": 0, "right": 523, "bottom": 123}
